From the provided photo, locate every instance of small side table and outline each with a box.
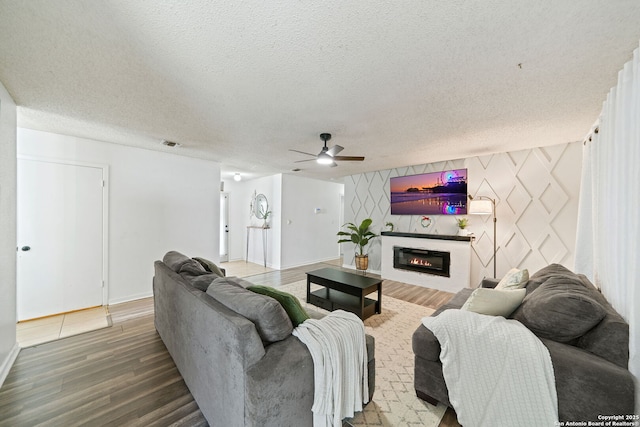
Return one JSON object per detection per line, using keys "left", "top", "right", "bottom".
{"left": 246, "top": 225, "right": 269, "bottom": 267}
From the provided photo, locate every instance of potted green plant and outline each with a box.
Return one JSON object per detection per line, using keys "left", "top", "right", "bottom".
{"left": 337, "top": 218, "right": 378, "bottom": 271}
{"left": 456, "top": 217, "right": 468, "bottom": 236}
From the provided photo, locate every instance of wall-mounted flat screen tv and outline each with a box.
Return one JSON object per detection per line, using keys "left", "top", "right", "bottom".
{"left": 390, "top": 169, "right": 467, "bottom": 215}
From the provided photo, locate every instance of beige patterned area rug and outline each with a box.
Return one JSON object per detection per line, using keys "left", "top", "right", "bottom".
{"left": 278, "top": 280, "right": 448, "bottom": 427}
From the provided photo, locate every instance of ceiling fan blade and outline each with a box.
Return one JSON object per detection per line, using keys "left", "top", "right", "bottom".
{"left": 329, "top": 161, "right": 338, "bottom": 167}
{"left": 333, "top": 156, "right": 365, "bottom": 161}
{"left": 289, "top": 149, "right": 317, "bottom": 157}
{"left": 294, "top": 158, "right": 316, "bottom": 163}
{"left": 326, "top": 144, "right": 344, "bottom": 157}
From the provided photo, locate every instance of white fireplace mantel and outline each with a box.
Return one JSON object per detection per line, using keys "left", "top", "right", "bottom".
{"left": 381, "top": 232, "right": 471, "bottom": 293}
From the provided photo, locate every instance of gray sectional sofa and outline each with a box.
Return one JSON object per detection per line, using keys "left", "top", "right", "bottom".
{"left": 153, "top": 251, "right": 375, "bottom": 427}
{"left": 412, "top": 264, "right": 635, "bottom": 423}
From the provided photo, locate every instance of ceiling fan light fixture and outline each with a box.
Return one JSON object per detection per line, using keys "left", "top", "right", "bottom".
{"left": 289, "top": 132, "right": 365, "bottom": 167}
{"left": 233, "top": 173, "right": 242, "bottom": 181}
{"left": 317, "top": 153, "right": 334, "bottom": 165}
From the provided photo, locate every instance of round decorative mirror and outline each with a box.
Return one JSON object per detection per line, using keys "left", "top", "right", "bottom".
{"left": 254, "top": 193, "right": 269, "bottom": 219}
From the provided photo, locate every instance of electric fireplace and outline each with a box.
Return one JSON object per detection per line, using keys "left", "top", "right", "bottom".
{"left": 393, "top": 246, "right": 451, "bottom": 277}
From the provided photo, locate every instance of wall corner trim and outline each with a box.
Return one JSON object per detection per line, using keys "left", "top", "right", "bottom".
{"left": 0, "top": 343, "right": 21, "bottom": 387}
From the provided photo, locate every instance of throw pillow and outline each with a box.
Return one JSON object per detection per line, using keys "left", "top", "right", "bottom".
{"left": 163, "top": 251, "right": 192, "bottom": 272}
{"left": 248, "top": 285, "right": 310, "bottom": 327}
{"left": 461, "top": 288, "right": 526, "bottom": 317}
{"left": 193, "top": 256, "right": 225, "bottom": 277}
{"left": 525, "top": 263, "right": 575, "bottom": 294}
{"left": 529, "top": 263, "right": 574, "bottom": 281}
{"left": 495, "top": 268, "right": 529, "bottom": 290}
{"left": 512, "top": 277, "right": 606, "bottom": 342}
{"left": 206, "top": 281, "right": 293, "bottom": 342}
{"left": 178, "top": 258, "right": 208, "bottom": 278}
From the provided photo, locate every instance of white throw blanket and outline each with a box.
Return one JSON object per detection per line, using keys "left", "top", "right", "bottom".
{"left": 292, "top": 310, "right": 369, "bottom": 427}
{"left": 421, "top": 309, "right": 558, "bottom": 427}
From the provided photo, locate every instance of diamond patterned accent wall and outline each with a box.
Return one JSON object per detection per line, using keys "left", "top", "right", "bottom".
{"left": 343, "top": 141, "right": 582, "bottom": 286}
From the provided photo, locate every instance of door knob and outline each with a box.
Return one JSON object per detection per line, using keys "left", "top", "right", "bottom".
{"left": 21, "top": 246, "right": 31, "bottom": 251}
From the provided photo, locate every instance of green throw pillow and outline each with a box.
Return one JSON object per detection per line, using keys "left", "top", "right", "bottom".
{"left": 247, "top": 285, "right": 310, "bottom": 327}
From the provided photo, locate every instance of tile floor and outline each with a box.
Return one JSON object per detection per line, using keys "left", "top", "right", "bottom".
{"left": 219, "top": 258, "right": 341, "bottom": 278}
{"left": 16, "top": 306, "right": 111, "bottom": 348}
{"left": 220, "top": 260, "right": 276, "bottom": 277}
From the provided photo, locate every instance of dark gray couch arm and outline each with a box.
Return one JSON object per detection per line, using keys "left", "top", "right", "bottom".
{"left": 246, "top": 336, "right": 315, "bottom": 427}
{"left": 412, "top": 325, "right": 441, "bottom": 362}
{"left": 541, "top": 338, "right": 635, "bottom": 422}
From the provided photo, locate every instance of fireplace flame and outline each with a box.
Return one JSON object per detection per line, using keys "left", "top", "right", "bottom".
{"left": 410, "top": 258, "right": 433, "bottom": 267}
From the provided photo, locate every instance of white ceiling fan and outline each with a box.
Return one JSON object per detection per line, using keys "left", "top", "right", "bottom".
{"left": 289, "top": 133, "right": 365, "bottom": 167}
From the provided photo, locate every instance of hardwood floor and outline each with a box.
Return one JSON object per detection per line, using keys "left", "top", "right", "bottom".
{"left": 1, "top": 302, "right": 207, "bottom": 426}
{"left": 0, "top": 261, "right": 462, "bottom": 427}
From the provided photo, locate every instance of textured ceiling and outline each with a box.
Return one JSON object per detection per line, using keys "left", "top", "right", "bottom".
{"left": 1, "top": 1, "right": 639, "bottom": 181}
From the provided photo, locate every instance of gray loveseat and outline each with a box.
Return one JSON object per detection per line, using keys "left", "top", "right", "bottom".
{"left": 412, "top": 264, "right": 635, "bottom": 422}
{"left": 153, "top": 251, "right": 375, "bottom": 426}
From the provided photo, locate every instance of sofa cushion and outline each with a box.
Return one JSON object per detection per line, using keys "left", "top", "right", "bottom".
{"left": 524, "top": 263, "right": 574, "bottom": 294}
{"left": 163, "top": 251, "right": 192, "bottom": 272}
{"left": 193, "top": 256, "right": 225, "bottom": 277}
{"left": 224, "top": 276, "right": 256, "bottom": 289}
{"left": 188, "top": 274, "right": 222, "bottom": 292}
{"left": 209, "top": 276, "right": 244, "bottom": 288}
{"left": 495, "top": 268, "right": 529, "bottom": 290}
{"left": 461, "top": 288, "right": 526, "bottom": 317}
{"left": 178, "top": 258, "right": 208, "bottom": 277}
{"left": 206, "top": 280, "right": 293, "bottom": 342}
{"left": 247, "top": 285, "right": 310, "bottom": 327}
{"left": 481, "top": 277, "right": 500, "bottom": 289}
{"left": 181, "top": 272, "right": 238, "bottom": 293}
{"left": 513, "top": 277, "right": 606, "bottom": 342}
{"left": 573, "top": 274, "right": 630, "bottom": 368}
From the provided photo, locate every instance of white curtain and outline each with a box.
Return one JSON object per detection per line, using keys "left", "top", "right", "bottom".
{"left": 575, "top": 41, "right": 639, "bottom": 411}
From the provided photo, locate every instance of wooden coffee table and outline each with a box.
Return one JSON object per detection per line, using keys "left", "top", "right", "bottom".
{"left": 306, "top": 268, "right": 382, "bottom": 320}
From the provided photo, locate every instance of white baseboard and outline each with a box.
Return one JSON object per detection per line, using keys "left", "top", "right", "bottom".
{"left": 280, "top": 256, "right": 345, "bottom": 271}
{"left": 0, "top": 343, "right": 20, "bottom": 387}
{"left": 107, "top": 292, "right": 153, "bottom": 306}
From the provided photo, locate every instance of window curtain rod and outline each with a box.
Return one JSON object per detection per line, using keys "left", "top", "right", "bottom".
{"left": 583, "top": 124, "right": 600, "bottom": 145}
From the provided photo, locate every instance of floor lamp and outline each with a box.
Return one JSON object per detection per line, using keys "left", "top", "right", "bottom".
{"left": 468, "top": 195, "right": 497, "bottom": 278}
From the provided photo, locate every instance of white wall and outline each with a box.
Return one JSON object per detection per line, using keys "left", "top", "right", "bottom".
{"left": 0, "top": 81, "right": 19, "bottom": 386}
{"left": 280, "top": 174, "right": 343, "bottom": 269}
{"left": 17, "top": 128, "right": 220, "bottom": 304}
{"left": 223, "top": 173, "right": 344, "bottom": 270}
{"left": 344, "top": 141, "right": 582, "bottom": 285}
{"left": 224, "top": 174, "right": 282, "bottom": 268}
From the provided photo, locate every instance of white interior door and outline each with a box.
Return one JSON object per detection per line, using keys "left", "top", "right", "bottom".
{"left": 220, "top": 193, "right": 229, "bottom": 262}
{"left": 17, "top": 159, "right": 104, "bottom": 321}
